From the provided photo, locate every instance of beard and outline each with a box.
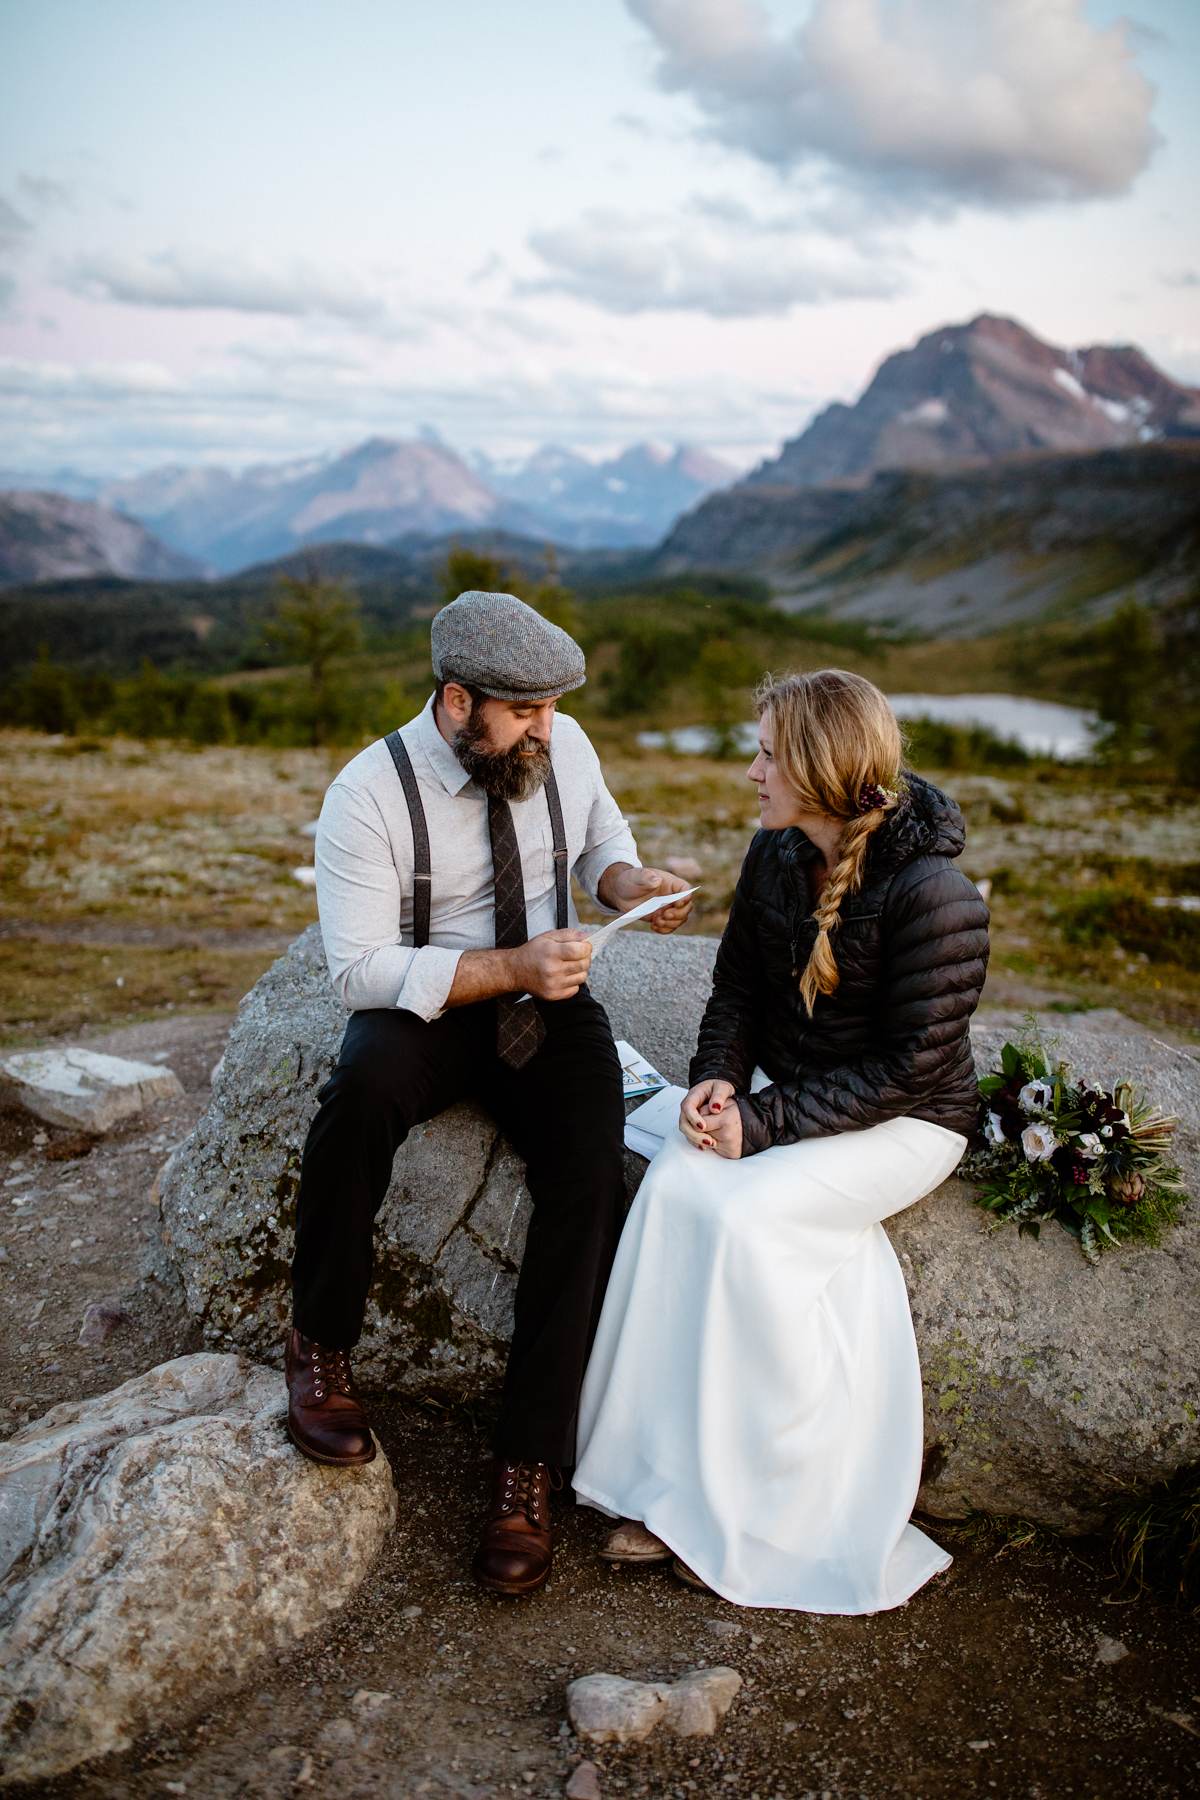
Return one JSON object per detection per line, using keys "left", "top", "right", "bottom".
{"left": 453, "top": 702, "right": 552, "bottom": 803}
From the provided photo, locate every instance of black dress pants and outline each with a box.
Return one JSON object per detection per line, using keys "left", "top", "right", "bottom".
{"left": 290, "top": 987, "right": 626, "bottom": 1468}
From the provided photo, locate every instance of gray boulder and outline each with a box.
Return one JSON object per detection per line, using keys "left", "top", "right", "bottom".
{"left": 0, "top": 1353, "right": 395, "bottom": 1786}
{"left": 157, "top": 925, "right": 717, "bottom": 1399}
{"left": 905, "top": 1010, "right": 1200, "bottom": 1530}
{"left": 158, "top": 928, "right": 1199, "bottom": 1531}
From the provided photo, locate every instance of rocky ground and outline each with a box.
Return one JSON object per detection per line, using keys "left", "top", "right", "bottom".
{"left": 2, "top": 1010, "right": 1198, "bottom": 1800}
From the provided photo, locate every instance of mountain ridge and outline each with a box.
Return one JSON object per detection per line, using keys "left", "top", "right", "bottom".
{"left": 0, "top": 492, "right": 203, "bottom": 588}
{"left": 1, "top": 436, "right": 736, "bottom": 574}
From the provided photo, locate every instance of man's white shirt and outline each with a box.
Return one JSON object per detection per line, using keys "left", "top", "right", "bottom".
{"left": 314, "top": 696, "right": 641, "bottom": 1022}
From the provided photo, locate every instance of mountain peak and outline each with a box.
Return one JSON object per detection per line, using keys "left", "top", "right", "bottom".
{"left": 746, "top": 313, "right": 1199, "bottom": 491}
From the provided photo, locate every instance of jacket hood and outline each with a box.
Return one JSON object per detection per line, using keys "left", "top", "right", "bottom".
{"left": 869, "top": 770, "right": 966, "bottom": 876}
{"left": 774, "top": 769, "right": 966, "bottom": 892}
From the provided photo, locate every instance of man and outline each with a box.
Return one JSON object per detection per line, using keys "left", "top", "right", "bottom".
{"left": 287, "top": 588, "right": 693, "bottom": 1597}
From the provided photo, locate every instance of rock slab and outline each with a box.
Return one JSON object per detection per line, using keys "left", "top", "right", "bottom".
{"left": 901, "top": 1009, "right": 1200, "bottom": 1530}
{"left": 158, "top": 927, "right": 1200, "bottom": 1531}
{"left": 566, "top": 1668, "right": 743, "bottom": 1744}
{"left": 0, "top": 1045, "right": 183, "bottom": 1133}
{"left": 0, "top": 1352, "right": 395, "bottom": 1786}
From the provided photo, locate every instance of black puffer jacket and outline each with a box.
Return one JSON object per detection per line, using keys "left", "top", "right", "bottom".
{"left": 689, "top": 771, "right": 989, "bottom": 1156}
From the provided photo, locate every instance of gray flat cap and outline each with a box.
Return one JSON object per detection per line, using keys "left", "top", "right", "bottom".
{"left": 431, "top": 589, "right": 586, "bottom": 702}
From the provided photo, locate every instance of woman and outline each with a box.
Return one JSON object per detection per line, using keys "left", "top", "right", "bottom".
{"left": 573, "top": 670, "right": 989, "bottom": 1613}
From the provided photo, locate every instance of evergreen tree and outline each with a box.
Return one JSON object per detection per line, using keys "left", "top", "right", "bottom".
{"left": 264, "top": 570, "right": 363, "bottom": 746}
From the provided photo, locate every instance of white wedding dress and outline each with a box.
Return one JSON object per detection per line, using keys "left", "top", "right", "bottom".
{"left": 573, "top": 1075, "right": 967, "bottom": 1614}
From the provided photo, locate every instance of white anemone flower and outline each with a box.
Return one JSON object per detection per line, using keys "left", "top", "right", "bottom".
{"left": 984, "top": 1111, "right": 1006, "bottom": 1146}
{"left": 1078, "top": 1133, "right": 1105, "bottom": 1160}
{"left": 1018, "top": 1079, "right": 1053, "bottom": 1113}
{"left": 1021, "top": 1122, "right": 1059, "bottom": 1163}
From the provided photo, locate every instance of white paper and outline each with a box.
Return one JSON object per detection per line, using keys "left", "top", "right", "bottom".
{"left": 623, "top": 1083, "right": 688, "bottom": 1157}
{"left": 515, "top": 886, "right": 699, "bottom": 1001}
{"left": 586, "top": 885, "right": 699, "bottom": 957}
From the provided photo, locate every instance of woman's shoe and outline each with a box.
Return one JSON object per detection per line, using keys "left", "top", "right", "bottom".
{"left": 670, "top": 1556, "right": 714, "bottom": 1592}
{"left": 598, "top": 1519, "right": 673, "bottom": 1564}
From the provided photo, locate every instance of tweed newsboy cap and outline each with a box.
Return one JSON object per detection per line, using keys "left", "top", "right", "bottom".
{"left": 431, "top": 589, "right": 586, "bottom": 702}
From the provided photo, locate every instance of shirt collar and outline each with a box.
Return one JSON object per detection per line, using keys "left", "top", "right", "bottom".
{"left": 415, "top": 693, "right": 474, "bottom": 797}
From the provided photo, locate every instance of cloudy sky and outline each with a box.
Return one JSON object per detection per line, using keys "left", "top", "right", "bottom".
{"left": 2, "top": 0, "right": 1197, "bottom": 476}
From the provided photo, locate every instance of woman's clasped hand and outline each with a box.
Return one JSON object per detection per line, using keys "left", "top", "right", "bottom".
{"left": 679, "top": 1078, "right": 742, "bottom": 1158}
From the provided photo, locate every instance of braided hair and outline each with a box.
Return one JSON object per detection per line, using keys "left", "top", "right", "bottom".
{"left": 755, "top": 670, "right": 906, "bottom": 1017}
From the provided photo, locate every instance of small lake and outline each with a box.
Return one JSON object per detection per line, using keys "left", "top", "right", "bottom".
{"left": 640, "top": 693, "right": 1100, "bottom": 761}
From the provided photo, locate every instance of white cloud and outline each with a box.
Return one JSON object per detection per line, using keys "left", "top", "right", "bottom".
{"left": 63, "top": 247, "right": 407, "bottom": 330}
{"left": 0, "top": 350, "right": 807, "bottom": 474}
{"left": 0, "top": 356, "right": 181, "bottom": 399}
{"left": 527, "top": 200, "right": 905, "bottom": 317}
{"left": 626, "top": 0, "right": 1158, "bottom": 214}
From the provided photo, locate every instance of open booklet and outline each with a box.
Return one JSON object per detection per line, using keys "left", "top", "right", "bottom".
{"left": 613, "top": 1040, "right": 668, "bottom": 1100}
{"left": 624, "top": 1081, "right": 689, "bottom": 1159}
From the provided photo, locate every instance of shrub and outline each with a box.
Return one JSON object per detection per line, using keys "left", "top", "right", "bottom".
{"left": 1054, "top": 884, "right": 1200, "bottom": 965}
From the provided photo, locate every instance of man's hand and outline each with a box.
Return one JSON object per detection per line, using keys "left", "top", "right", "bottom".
{"left": 679, "top": 1079, "right": 737, "bottom": 1152}
{"left": 598, "top": 864, "right": 694, "bottom": 934}
{"left": 508, "top": 928, "right": 593, "bottom": 1001}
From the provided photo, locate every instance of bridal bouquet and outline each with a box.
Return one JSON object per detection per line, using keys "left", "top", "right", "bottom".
{"left": 964, "top": 1024, "right": 1186, "bottom": 1263}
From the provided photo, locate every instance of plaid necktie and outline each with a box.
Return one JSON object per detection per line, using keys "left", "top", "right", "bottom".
{"left": 487, "top": 792, "right": 546, "bottom": 1070}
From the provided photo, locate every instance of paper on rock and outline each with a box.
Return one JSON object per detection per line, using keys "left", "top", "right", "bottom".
{"left": 624, "top": 1083, "right": 689, "bottom": 1159}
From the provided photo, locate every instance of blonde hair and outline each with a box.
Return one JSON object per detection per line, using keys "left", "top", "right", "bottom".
{"left": 756, "top": 669, "right": 905, "bottom": 1016}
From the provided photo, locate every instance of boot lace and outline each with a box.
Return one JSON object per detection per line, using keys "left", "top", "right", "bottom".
{"left": 498, "top": 1460, "right": 562, "bottom": 1528}
{"left": 309, "top": 1342, "right": 354, "bottom": 1403}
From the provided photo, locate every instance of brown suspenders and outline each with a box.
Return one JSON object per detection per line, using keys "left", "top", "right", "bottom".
{"left": 384, "top": 729, "right": 569, "bottom": 949}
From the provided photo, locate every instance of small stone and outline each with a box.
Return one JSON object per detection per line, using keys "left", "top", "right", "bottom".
{"left": 401, "top": 1603, "right": 423, "bottom": 1619}
{"left": 664, "top": 1669, "right": 743, "bottom": 1737}
{"left": 567, "top": 1668, "right": 741, "bottom": 1746}
{"left": 567, "top": 1675, "right": 665, "bottom": 1746}
{"left": 0, "top": 1247, "right": 8, "bottom": 1263}
{"left": 351, "top": 1689, "right": 396, "bottom": 1717}
{"left": 78, "top": 1301, "right": 130, "bottom": 1347}
{"left": 967, "top": 1740, "right": 994, "bottom": 1751}
{"left": 1095, "top": 1635, "right": 1129, "bottom": 1665}
{"left": 565, "top": 1762, "right": 602, "bottom": 1800}
{"left": 706, "top": 1619, "right": 740, "bottom": 1639}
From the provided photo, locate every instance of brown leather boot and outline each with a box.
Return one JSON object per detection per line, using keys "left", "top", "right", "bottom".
{"left": 472, "top": 1459, "right": 558, "bottom": 1596}
{"left": 285, "top": 1327, "right": 376, "bottom": 1467}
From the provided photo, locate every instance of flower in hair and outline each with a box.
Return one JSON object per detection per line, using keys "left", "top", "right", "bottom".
{"left": 856, "top": 781, "right": 897, "bottom": 815}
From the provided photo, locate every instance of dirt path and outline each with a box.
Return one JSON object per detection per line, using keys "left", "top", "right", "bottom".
{"left": 0, "top": 918, "right": 295, "bottom": 952}
{"left": 2, "top": 1014, "right": 1197, "bottom": 1800}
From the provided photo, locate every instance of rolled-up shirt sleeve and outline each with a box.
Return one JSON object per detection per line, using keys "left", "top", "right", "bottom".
{"left": 314, "top": 779, "right": 462, "bottom": 1021}
{"left": 571, "top": 737, "right": 641, "bottom": 912}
